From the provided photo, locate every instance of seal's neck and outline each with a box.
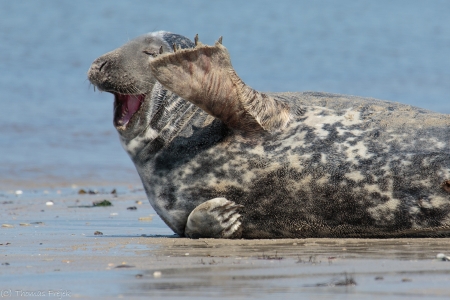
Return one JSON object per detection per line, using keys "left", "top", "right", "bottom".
{"left": 119, "top": 82, "right": 200, "bottom": 159}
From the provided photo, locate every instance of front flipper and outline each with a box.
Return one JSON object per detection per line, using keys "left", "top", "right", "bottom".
{"left": 185, "top": 198, "right": 243, "bottom": 239}
{"left": 149, "top": 36, "right": 291, "bottom": 133}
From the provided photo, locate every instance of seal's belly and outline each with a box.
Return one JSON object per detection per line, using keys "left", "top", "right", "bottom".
{"left": 159, "top": 105, "right": 450, "bottom": 237}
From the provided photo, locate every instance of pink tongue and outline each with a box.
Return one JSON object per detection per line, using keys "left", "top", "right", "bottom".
{"left": 126, "top": 95, "right": 141, "bottom": 117}
{"left": 115, "top": 94, "right": 144, "bottom": 126}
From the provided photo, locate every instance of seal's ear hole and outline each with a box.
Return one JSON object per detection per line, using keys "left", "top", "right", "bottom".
{"left": 441, "top": 180, "right": 450, "bottom": 193}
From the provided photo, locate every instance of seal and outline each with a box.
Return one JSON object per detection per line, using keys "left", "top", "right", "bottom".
{"left": 88, "top": 31, "right": 450, "bottom": 239}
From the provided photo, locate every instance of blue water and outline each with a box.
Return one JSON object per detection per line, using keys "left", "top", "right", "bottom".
{"left": 1, "top": 0, "right": 450, "bottom": 189}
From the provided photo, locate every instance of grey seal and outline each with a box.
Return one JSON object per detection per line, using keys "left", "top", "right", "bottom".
{"left": 88, "top": 31, "right": 450, "bottom": 238}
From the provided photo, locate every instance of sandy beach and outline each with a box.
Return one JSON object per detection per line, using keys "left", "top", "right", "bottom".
{"left": 2, "top": 187, "right": 450, "bottom": 299}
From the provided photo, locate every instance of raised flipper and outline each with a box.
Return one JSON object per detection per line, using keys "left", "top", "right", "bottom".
{"left": 149, "top": 36, "right": 291, "bottom": 132}
{"left": 185, "top": 198, "right": 243, "bottom": 239}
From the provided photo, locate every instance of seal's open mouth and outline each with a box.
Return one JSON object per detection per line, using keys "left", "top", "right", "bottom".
{"left": 113, "top": 93, "right": 145, "bottom": 127}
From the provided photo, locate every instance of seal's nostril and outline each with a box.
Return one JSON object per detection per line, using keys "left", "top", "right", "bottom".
{"left": 99, "top": 61, "right": 108, "bottom": 72}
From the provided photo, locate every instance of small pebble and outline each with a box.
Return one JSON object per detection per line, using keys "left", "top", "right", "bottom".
{"left": 136, "top": 201, "right": 143, "bottom": 205}
{"left": 110, "top": 213, "right": 118, "bottom": 216}
{"left": 153, "top": 271, "right": 162, "bottom": 278}
{"left": 19, "top": 223, "right": 31, "bottom": 226}
{"left": 436, "top": 253, "right": 450, "bottom": 261}
{"left": 375, "top": 276, "right": 384, "bottom": 280}
{"left": 15, "top": 190, "right": 23, "bottom": 195}
{"left": 402, "top": 278, "right": 412, "bottom": 282}
{"left": 94, "top": 231, "right": 103, "bottom": 236}
{"left": 135, "top": 274, "right": 143, "bottom": 278}
{"left": 2, "top": 224, "right": 13, "bottom": 228}
{"left": 46, "top": 201, "right": 54, "bottom": 206}
{"left": 127, "top": 206, "right": 137, "bottom": 210}
{"left": 138, "top": 216, "right": 153, "bottom": 222}
{"left": 185, "top": 253, "right": 189, "bottom": 256}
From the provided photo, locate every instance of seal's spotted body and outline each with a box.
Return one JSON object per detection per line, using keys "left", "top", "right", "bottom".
{"left": 88, "top": 31, "right": 450, "bottom": 238}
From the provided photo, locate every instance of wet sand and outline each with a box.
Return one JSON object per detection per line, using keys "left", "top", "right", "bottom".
{"left": 2, "top": 187, "right": 450, "bottom": 299}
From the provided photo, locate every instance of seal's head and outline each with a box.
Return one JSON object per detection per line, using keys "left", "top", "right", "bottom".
{"left": 88, "top": 31, "right": 194, "bottom": 139}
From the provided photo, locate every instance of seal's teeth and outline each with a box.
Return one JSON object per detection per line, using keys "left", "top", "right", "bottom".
{"left": 194, "top": 34, "right": 199, "bottom": 47}
{"left": 159, "top": 46, "right": 163, "bottom": 54}
{"left": 217, "top": 36, "right": 223, "bottom": 45}
{"left": 172, "top": 43, "right": 177, "bottom": 52}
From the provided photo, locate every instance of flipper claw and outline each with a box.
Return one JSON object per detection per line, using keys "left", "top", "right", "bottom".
{"left": 185, "top": 198, "right": 243, "bottom": 239}
{"left": 194, "top": 33, "right": 199, "bottom": 47}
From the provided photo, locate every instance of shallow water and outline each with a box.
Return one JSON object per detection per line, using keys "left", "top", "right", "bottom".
{"left": 1, "top": 0, "right": 450, "bottom": 189}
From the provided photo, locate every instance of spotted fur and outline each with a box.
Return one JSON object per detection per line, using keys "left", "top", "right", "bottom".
{"left": 88, "top": 31, "right": 450, "bottom": 238}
